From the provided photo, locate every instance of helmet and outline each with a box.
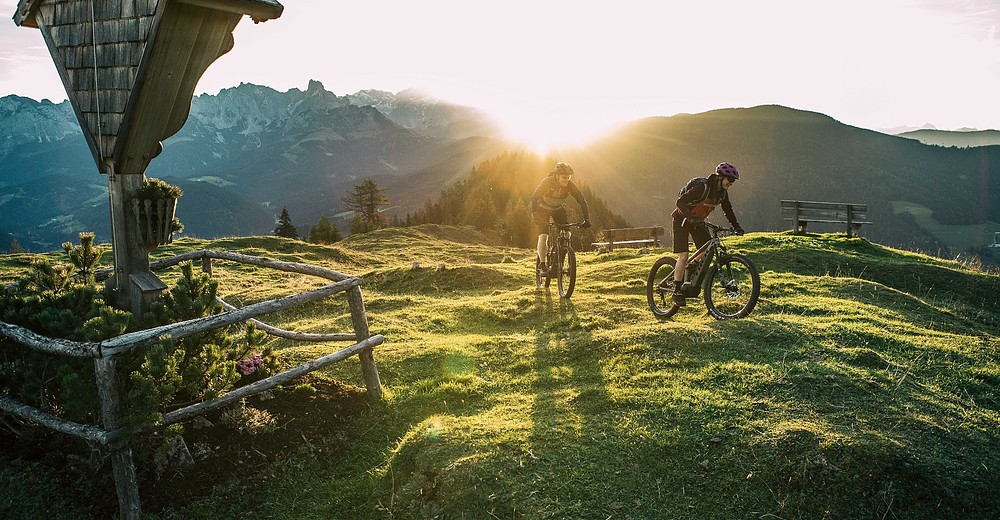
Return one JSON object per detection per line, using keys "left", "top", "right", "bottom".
{"left": 552, "top": 162, "right": 574, "bottom": 176}
{"left": 715, "top": 162, "right": 740, "bottom": 180}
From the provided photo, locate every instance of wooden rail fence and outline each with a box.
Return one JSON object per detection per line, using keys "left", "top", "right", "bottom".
{"left": 0, "top": 250, "right": 384, "bottom": 519}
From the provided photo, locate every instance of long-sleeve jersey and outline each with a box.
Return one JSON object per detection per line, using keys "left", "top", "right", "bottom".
{"left": 530, "top": 176, "right": 590, "bottom": 219}
{"left": 671, "top": 177, "right": 740, "bottom": 228}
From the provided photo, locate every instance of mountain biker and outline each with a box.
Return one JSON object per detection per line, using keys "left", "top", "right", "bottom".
{"left": 531, "top": 162, "right": 591, "bottom": 276}
{"left": 671, "top": 162, "right": 745, "bottom": 306}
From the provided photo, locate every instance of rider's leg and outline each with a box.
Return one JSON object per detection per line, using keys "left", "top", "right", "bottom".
{"left": 671, "top": 217, "right": 689, "bottom": 306}
{"left": 674, "top": 252, "right": 689, "bottom": 284}
{"left": 536, "top": 234, "right": 549, "bottom": 268}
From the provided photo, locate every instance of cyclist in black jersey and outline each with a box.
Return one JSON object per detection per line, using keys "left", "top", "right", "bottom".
{"left": 671, "top": 162, "right": 745, "bottom": 306}
{"left": 530, "top": 162, "right": 591, "bottom": 274}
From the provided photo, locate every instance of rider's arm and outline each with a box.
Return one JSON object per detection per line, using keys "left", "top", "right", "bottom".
{"left": 568, "top": 181, "right": 590, "bottom": 220}
{"left": 530, "top": 178, "right": 550, "bottom": 214}
{"left": 720, "top": 192, "right": 742, "bottom": 230}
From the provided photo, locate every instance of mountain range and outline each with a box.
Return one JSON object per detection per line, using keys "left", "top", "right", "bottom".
{"left": 1, "top": 82, "right": 998, "bottom": 257}
{"left": 0, "top": 81, "right": 511, "bottom": 250}
{"left": 896, "top": 128, "right": 1000, "bottom": 148}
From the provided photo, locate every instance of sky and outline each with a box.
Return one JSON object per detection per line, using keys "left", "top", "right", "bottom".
{"left": 2, "top": 0, "right": 999, "bottom": 151}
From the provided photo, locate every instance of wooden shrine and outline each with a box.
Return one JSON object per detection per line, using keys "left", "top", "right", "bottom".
{"left": 13, "top": 0, "right": 284, "bottom": 315}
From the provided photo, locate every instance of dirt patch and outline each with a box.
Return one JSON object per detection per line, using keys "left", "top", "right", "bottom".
{"left": 0, "top": 374, "right": 370, "bottom": 518}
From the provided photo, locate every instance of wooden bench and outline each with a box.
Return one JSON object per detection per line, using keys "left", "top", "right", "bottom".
{"left": 592, "top": 226, "right": 665, "bottom": 251}
{"left": 780, "top": 200, "right": 872, "bottom": 237}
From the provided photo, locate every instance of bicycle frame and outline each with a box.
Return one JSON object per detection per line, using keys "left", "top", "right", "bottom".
{"left": 547, "top": 223, "right": 574, "bottom": 263}
{"left": 680, "top": 225, "right": 730, "bottom": 292}
{"left": 538, "top": 222, "right": 585, "bottom": 298}
{"left": 647, "top": 221, "right": 759, "bottom": 319}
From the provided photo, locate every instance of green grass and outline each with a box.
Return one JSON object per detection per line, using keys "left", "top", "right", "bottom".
{"left": 3, "top": 226, "right": 1000, "bottom": 519}
{"left": 891, "top": 200, "right": 1000, "bottom": 252}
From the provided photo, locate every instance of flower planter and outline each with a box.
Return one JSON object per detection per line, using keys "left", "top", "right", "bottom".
{"left": 131, "top": 196, "right": 178, "bottom": 251}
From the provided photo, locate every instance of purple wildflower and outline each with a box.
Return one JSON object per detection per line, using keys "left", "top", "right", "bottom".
{"left": 236, "top": 353, "right": 264, "bottom": 376}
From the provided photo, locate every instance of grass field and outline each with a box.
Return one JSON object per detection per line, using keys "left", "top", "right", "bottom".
{"left": 891, "top": 200, "right": 1000, "bottom": 252}
{"left": 2, "top": 225, "right": 1000, "bottom": 519}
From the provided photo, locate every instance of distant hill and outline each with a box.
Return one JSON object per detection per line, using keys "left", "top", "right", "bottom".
{"left": 558, "top": 105, "right": 1000, "bottom": 255}
{"left": 896, "top": 128, "right": 1000, "bottom": 148}
{"left": 401, "top": 151, "right": 631, "bottom": 248}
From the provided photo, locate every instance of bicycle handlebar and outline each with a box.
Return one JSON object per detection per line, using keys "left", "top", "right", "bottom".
{"left": 551, "top": 222, "right": 587, "bottom": 230}
{"left": 699, "top": 222, "right": 741, "bottom": 236}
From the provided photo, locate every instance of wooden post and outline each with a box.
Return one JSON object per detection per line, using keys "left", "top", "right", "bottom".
{"left": 846, "top": 205, "right": 855, "bottom": 237}
{"left": 105, "top": 163, "right": 164, "bottom": 316}
{"left": 793, "top": 201, "right": 802, "bottom": 233}
{"left": 94, "top": 356, "right": 141, "bottom": 519}
{"left": 347, "top": 285, "right": 382, "bottom": 399}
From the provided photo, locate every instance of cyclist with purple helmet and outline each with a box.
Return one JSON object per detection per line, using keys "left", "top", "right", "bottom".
{"left": 670, "top": 162, "right": 745, "bottom": 306}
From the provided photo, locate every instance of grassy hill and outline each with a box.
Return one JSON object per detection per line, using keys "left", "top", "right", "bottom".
{"left": 560, "top": 105, "right": 1000, "bottom": 256}
{"left": 2, "top": 225, "right": 1000, "bottom": 519}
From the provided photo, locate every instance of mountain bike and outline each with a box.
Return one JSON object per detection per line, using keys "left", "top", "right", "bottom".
{"left": 536, "top": 222, "right": 585, "bottom": 298}
{"left": 646, "top": 222, "right": 760, "bottom": 319}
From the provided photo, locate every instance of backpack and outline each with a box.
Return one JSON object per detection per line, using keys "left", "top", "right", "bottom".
{"left": 678, "top": 177, "right": 710, "bottom": 205}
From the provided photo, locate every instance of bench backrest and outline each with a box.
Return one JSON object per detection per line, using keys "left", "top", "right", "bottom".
{"left": 602, "top": 226, "right": 665, "bottom": 241}
{"left": 780, "top": 200, "right": 868, "bottom": 221}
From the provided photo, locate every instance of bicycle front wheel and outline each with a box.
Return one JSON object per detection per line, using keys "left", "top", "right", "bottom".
{"left": 704, "top": 254, "right": 760, "bottom": 319}
{"left": 646, "top": 256, "right": 680, "bottom": 318}
{"left": 557, "top": 247, "right": 576, "bottom": 298}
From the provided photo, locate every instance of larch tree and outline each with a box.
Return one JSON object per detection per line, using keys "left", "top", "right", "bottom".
{"left": 342, "top": 178, "right": 390, "bottom": 234}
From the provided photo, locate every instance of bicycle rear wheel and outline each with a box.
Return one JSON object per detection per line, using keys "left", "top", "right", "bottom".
{"left": 646, "top": 256, "right": 680, "bottom": 317}
{"left": 557, "top": 247, "right": 576, "bottom": 298}
{"left": 704, "top": 254, "right": 760, "bottom": 319}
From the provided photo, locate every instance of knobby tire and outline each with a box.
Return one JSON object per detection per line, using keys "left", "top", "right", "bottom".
{"left": 558, "top": 247, "right": 576, "bottom": 298}
{"left": 646, "top": 256, "right": 680, "bottom": 318}
{"left": 703, "top": 254, "right": 760, "bottom": 319}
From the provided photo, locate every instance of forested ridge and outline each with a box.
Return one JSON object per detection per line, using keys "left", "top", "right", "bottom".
{"left": 402, "top": 151, "right": 629, "bottom": 249}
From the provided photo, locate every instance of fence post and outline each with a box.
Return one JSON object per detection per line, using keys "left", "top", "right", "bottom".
{"left": 846, "top": 205, "right": 855, "bottom": 237}
{"left": 793, "top": 201, "right": 802, "bottom": 233}
{"left": 94, "top": 356, "right": 142, "bottom": 519}
{"left": 346, "top": 285, "right": 382, "bottom": 399}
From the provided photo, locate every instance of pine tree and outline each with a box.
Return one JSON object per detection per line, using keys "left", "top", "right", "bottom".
{"left": 342, "top": 178, "right": 389, "bottom": 234}
{"left": 62, "top": 232, "right": 107, "bottom": 285}
{"left": 274, "top": 207, "right": 298, "bottom": 239}
{"left": 402, "top": 152, "right": 631, "bottom": 249}
{"left": 308, "top": 215, "right": 342, "bottom": 244}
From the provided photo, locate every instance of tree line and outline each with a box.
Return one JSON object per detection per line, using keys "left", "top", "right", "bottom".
{"left": 279, "top": 152, "right": 630, "bottom": 251}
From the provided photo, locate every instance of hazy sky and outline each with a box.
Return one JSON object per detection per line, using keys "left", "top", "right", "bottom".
{"left": 2, "top": 0, "right": 999, "bottom": 150}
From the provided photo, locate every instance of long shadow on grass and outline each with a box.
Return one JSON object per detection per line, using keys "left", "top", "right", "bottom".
{"left": 524, "top": 291, "right": 619, "bottom": 517}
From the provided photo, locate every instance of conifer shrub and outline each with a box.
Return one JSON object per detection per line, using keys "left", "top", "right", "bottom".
{"left": 1, "top": 238, "right": 278, "bottom": 434}
{"left": 127, "top": 262, "right": 278, "bottom": 426}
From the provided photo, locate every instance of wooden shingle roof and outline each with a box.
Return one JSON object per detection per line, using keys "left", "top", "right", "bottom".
{"left": 12, "top": 0, "right": 283, "bottom": 174}
{"left": 14, "top": 0, "right": 283, "bottom": 28}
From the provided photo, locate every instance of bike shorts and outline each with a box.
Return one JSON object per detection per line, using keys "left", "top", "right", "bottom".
{"left": 534, "top": 207, "right": 568, "bottom": 235}
{"left": 672, "top": 216, "right": 710, "bottom": 253}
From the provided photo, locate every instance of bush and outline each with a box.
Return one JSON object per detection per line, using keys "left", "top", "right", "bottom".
{"left": 0, "top": 242, "right": 278, "bottom": 432}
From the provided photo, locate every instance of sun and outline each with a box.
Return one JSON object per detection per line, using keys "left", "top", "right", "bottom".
{"left": 487, "top": 100, "right": 626, "bottom": 155}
